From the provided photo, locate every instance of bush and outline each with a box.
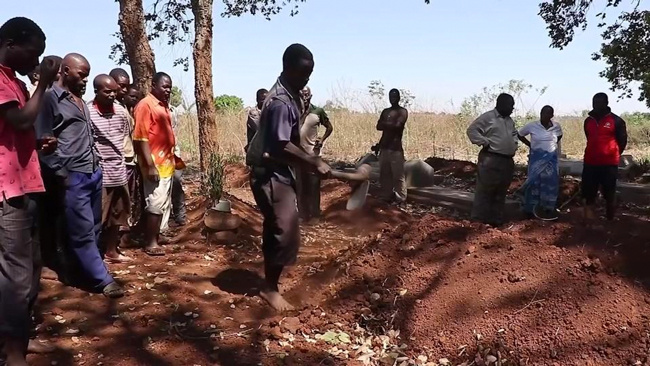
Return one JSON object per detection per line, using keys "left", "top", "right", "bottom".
{"left": 204, "top": 152, "right": 225, "bottom": 203}
{"left": 214, "top": 95, "right": 244, "bottom": 112}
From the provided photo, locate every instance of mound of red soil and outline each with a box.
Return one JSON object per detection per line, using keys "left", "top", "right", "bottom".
{"left": 224, "top": 164, "right": 250, "bottom": 189}
{"left": 313, "top": 212, "right": 650, "bottom": 365}
{"left": 426, "top": 156, "right": 477, "bottom": 179}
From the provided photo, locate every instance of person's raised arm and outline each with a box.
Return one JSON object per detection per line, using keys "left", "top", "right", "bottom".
{"left": 35, "top": 93, "right": 67, "bottom": 177}
{"left": 376, "top": 109, "right": 388, "bottom": 131}
{"left": 319, "top": 110, "right": 333, "bottom": 144}
{"left": 0, "top": 56, "right": 60, "bottom": 131}
{"left": 466, "top": 113, "right": 490, "bottom": 147}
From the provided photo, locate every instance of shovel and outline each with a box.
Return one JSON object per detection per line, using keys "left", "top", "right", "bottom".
{"left": 330, "top": 165, "right": 372, "bottom": 210}
{"left": 262, "top": 153, "right": 371, "bottom": 210}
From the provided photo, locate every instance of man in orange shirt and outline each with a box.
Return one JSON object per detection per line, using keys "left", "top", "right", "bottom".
{"left": 133, "top": 72, "right": 175, "bottom": 256}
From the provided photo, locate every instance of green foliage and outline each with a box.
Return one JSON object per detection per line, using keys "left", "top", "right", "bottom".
{"left": 539, "top": 0, "right": 650, "bottom": 107}
{"left": 459, "top": 79, "right": 547, "bottom": 119}
{"left": 204, "top": 151, "right": 225, "bottom": 202}
{"left": 399, "top": 88, "right": 415, "bottom": 109}
{"left": 621, "top": 112, "right": 650, "bottom": 127}
{"left": 170, "top": 86, "right": 183, "bottom": 109}
{"left": 221, "top": 0, "right": 430, "bottom": 19}
{"left": 323, "top": 100, "right": 350, "bottom": 113}
{"left": 367, "top": 80, "right": 416, "bottom": 111}
{"left": 214, "top": 94, "right": 244, "bottom": 112}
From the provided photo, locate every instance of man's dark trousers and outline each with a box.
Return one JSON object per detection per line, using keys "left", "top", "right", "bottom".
{"left": 64, "top": 169, "right": 114, "bottom": 291}
{"left": 0, "top": 194, "right": 40, "bottom": 350}
{"left": 472, "top": 149, "right": 515, "bottom": 226}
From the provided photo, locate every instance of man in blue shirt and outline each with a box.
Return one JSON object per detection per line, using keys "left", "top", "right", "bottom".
{"left": 36, "top": 53, "right": 123, "bottom": 298}
{"left": 247, "top": 44, "right": 330, "bottom": 311}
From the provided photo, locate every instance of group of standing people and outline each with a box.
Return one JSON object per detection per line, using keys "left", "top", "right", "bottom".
{"left": 467, "top": 92, "right": 627, "bottom": 225}
{"left": 0, "top": 16, "right": 187, "bottom": 365}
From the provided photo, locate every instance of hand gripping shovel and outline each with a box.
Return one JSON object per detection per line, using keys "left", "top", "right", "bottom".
{"left": 261, "top": 153, "right": 372, "bottom": 210}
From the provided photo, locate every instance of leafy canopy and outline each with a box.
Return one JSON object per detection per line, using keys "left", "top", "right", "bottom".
{"left": 539, "top": 0, "right": 650, "bottom": 107}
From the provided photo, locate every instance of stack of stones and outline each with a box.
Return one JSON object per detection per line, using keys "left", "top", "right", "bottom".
{"left": 204, "top": 199, "right": 242, "bottom": 244}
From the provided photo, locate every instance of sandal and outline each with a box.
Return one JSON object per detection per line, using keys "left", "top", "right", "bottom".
{"left": 105, "top": 254, "right": 134, "bottom": 264}
{"left": 143, "top": 245, "right": 165, "bottom": 256}
{"left": 103, "top": 282, "right": 124, "bottom": 298}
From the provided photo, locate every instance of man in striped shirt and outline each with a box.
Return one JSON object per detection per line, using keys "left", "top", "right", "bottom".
{"left": 88, "top": 74, "right": 132, "bottom": 263}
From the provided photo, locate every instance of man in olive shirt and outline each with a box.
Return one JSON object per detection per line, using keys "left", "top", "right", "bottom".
{"left": 466, "top": 93, "right": 518, "bottom": 226}
{"left": 245, "top": 88, "right": 268, "bottom": 153}
{"left": 376, "top": 89, "right": 408, "bottom": 204}
{"left": 296, "top": 86, "right": 333, "bottom": 222}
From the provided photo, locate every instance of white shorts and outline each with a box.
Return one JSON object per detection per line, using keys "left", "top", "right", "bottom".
{"left": 143, "top": 176, "right": 172, "bottom": 216}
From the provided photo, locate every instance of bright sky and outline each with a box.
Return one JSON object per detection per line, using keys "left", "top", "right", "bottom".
{"left": 5, "top": 0, "right": 648, "bottom": 114}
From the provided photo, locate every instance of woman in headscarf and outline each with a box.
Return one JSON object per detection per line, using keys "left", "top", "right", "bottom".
{"left": 518, "top": 105, "right": 563, "bottom": 220}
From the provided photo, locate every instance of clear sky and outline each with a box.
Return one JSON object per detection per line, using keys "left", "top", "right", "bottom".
{"left": 4, "top": 0, "right": 648, "bottom": 114}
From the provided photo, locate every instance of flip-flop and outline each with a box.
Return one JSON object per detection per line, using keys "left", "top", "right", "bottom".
{"left": 27, "top": 340, "right": 56, "bottom": 354}
{"left": 143, "top": 246, "right": 165, "bottom": 256}
{"left": 102, "top": 282, "right": 124, "bottom": 298}
{"left": 105, "top": 254, "right": 134, "bottom": 264}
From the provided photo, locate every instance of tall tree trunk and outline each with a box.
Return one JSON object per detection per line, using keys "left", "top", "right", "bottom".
{"left": 117, "top": 0, "right": 156, "bottom": 95}
{"left": 191, "top": 0, "right": 216, "bottom": 172}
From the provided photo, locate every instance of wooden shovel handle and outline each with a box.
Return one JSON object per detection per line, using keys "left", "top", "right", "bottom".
{"left": 261, "top": 152, "right": 371, "bottom": 182}
{"left": 329, "top": 164, "right": 371, "bottom": 182}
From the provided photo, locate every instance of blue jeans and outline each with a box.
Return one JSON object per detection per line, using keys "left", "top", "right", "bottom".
{"left": 64, "top": 170, "right": 114, "bottom": 291}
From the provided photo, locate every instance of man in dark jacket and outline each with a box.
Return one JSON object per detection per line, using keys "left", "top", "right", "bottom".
{"left": 582, "top": 92, "right": 627, "bottom": 221}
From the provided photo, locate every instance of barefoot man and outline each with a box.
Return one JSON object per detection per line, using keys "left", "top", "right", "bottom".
{"left": 246, "top": 44, "right": 330, "bottom": 311}
{"left": 133, "top": 72, "right": 176, "bottom": 256}
{"left": 88, "top": 75, "right": 132, "bottom": 263}
{"left": 0, "top": 17, "right": 60, "bottom": 365}
{"left": 297, "top": 86, "right": 333, "bottom": 223}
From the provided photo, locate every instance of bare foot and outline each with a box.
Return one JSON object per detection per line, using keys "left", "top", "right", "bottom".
{"left": 260, "top": 290, "right": 295, "bottom": 312}
{"left": 41, "top": 267, "right": 58, "bottom": 281}
{"left": 5, "top": 340, "right": 28, "bottom": 366}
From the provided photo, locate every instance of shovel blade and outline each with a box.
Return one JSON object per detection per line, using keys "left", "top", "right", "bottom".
{"left": 346, "top": 180, "right": 369, "bottom": 210}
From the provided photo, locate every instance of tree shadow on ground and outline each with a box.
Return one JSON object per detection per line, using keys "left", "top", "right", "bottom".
{"left": 31, "top": 173, "right": 650, "bottom": 365}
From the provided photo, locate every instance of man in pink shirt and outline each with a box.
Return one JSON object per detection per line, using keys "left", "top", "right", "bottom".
{"left": 0, "top": 17, "right": 60, "bottom": 365}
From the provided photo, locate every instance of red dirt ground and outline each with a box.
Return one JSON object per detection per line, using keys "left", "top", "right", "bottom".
{"left": 29, "top": 160, "right": 650, "bottom": 366}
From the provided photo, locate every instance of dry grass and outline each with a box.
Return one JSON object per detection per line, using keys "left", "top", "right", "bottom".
{"left": 174, "top": 109, "right": 650, "bottom": 165}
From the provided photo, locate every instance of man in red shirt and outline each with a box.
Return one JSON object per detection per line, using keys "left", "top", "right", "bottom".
{"left": 582, "top": 92, "right": 627, "bottom": 221}
{"left": 0, "top": 17, "right": 60, "bottom": 366}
